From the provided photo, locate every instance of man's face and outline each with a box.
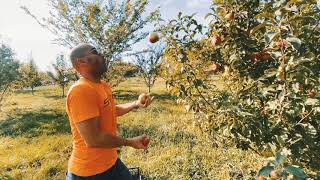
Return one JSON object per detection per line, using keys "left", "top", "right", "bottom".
{"left": 80, "top": 48, "right": 107, "bottom": 77}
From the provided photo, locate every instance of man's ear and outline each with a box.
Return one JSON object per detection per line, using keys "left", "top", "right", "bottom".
{"left": 74, "top": 58, "right": 86, "bottom": 70}
{"left": 77, "top": 58, "right": 87, "bottom": 64}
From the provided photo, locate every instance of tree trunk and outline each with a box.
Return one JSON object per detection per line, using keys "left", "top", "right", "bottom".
{"left": 148, "top": 77, "right": 151, "bottom": 93}
{"left": 31, "top": 85, "right": 34, "bottom": 95}
{"left": 0, "top": 84, "right": 10, "bottom": 111}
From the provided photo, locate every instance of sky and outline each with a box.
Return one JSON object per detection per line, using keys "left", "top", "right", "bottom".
{"left": 0, "top": 0, "right": 212, "bottom": 71}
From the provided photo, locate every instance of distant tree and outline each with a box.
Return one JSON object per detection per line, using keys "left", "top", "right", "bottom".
{"left": 0, "top": 43, "right": 20, "bottom": 109}
{"left": 105, "top": 60, "right": 138, "bottom": 87}
{"left": 66, "top": 67, "right": 80, "bottom": 82}
{"left": 20, "top": 55, "right": 41, "bottom": 94}
{"left": 38, "top": 71, "right": 53, "bottom": 86}
{"left": 123, "top": 62, "right": 139, "bottom": 78}
{"left": 47, "top": 54, "right": 72, "bottom": 97}
{"left": 134, "top": 45, "right": 164, "bottom": 93}
{"left": 22, "top": 0, "right": 161, "bottom": 75}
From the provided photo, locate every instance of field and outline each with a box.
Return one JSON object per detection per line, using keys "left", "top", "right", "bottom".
{"left": 0, "top": 78, "right": 264, "bottom": 180}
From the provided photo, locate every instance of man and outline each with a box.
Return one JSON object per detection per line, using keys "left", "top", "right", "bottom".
{"left": 66, "top": 43, "right": 154, "bottom": 180}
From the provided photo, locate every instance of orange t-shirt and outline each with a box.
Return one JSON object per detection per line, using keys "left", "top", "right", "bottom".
{"left": 66, "top": 77, "right": 118, "bottom": 176}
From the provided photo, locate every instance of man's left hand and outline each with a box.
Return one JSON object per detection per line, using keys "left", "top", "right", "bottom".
{"left": 135, "top": 93, "right": 154, "bottom": 108}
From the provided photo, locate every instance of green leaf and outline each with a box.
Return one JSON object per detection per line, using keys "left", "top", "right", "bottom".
{"left": 205, "top": 13, "right": 215, "bottom": 19}
{"left": 250, "top": 23, "right": 270, "bottom": 34}
{"left": 286, "top": 37, "right": 302, "bottom": 50}
{"left": 194, "top": 79, "right": 203, "bottom": 87}
{"left": 285, "top": 165, "right": 307, "bottom": 180}
{"left": 317, "top": 0, "right": 320, "bottom": 10}
{"left": 258, "top": 166, "right": 274, "bottom": 176}
{"left": 255, "top": 12, "right": 274, "bottom": 19}
{"left": 275, "top": 152, "right": 286, "bottom": 166}
{"left": 273, "top": 0, "right": 287, "bottom": 8}
{"left": 260, "top": 68, "right": 277, "bottom": 80}
{"left": 265, "top": 32, "right": 279, "bottom": 44}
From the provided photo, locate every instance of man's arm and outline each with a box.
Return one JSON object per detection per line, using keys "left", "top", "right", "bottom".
{"left": 115, "top": 101, "right": 139, "bottom": 117}
{"left": 76, "top": 116, "right": 149, "bottom": 149}
{"left": 115, "top": 93, "right": 154, "bottom": 117}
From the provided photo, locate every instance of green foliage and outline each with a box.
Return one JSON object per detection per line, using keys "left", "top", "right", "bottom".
{"left": 161, "top": 0, "right": 320, "bottom": 176}
{"left": 104, "top": 60, "right": 139, "bottom": 87}
{"left": 20, "top": 57, "right": 42, "bottom": 94}
{"left": 47, "top": 54, "right": 76, "bottom": 97}
{"left": 0, "top": 78, "right": 264, "bottom": 179}
{"left": 22, "top": 0, "right": 160, "bottom": 72}
{"left": 0, "top": 43, "right": 20, "bottom": 108}
{"left": 259, "top": 148, "right": 306, "bottom": 179}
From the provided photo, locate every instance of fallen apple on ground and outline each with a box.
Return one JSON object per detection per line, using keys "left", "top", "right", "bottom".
{"left": 142, "top": 137, "right": 150, "bottom": 146}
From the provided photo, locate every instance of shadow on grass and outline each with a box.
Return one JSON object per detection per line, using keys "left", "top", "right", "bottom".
{"left": 0, "top": 109, "right": 70, "bottom": 137}
{"left": 43, "top": 95, "right": 65, "bottom": 100}
{"left": 113, "top": 90, "right": 138, "bottom": 102}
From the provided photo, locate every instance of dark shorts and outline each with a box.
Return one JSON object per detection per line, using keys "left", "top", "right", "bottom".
{"left": 66, "top": 158, "right": 134, "bottom": 180}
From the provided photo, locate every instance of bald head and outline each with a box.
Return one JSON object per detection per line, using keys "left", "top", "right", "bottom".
{"left": 70, "top": 43, "right": 95, "bottom": 65}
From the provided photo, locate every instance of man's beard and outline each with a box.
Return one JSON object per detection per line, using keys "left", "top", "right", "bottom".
{"left": 94, "top": 63, "right": 107, "bottom": 78}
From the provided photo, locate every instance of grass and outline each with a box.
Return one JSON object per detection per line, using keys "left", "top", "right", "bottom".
{"left": 0, "top": 77, "right": 264, "bottom": 180}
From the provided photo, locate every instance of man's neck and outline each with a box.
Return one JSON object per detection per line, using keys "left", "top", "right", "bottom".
{"left": 80, "top": 73, "right": 101, "bottom": 83}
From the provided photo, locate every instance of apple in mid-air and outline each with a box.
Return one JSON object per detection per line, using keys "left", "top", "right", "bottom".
{"left": 148, "top": 32, "right": 159, "bottom": 43}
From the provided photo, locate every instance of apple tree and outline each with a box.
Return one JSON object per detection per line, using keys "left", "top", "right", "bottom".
{"left": 160, "top": 0, "right": 320, "bottom": 177}
{"left": 0, "top": 43, "right": 20, "bottom": 109}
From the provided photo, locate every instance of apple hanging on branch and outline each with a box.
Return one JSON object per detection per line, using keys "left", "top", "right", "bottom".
{"left": 210, "top": 33, "right": 222, "bottom": 47}
{"left": 224, "top": 11, "right": 235, "bottom": 21}
{"left": 307, "top": 89, "right": 316, "bottom": 98}
{"left": 206, "top": 63, "right": 221, "bottom": 74}
{"left": 249, "top": 48, "right": 271, "bottom": 63}
{"left": 276, "top": 39, "right": 289, "bottom": 49}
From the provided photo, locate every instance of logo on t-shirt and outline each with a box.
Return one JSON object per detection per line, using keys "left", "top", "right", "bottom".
{"left": 103, "top": 98, "right": 110, "bottom": 107}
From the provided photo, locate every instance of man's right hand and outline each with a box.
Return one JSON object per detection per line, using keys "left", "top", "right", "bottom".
{"left": 127, "top": 135, "right": 150, "bottom": 150}
{"left": 76, "top": 116, "right": 150, "bottom": 149}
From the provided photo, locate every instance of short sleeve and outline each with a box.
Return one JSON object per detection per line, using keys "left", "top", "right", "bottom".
{"left": 103, "top": 81, "right": 116, "bottom": 104}
{"left": 67, "top": 85, "right": 100, "bottom": 123}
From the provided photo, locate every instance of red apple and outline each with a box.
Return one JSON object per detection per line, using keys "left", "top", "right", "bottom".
{"left": 260, "top": 48, "right": 271, "bottom": 60}
{"left": 308, "top": 89, "right": 316, "bottom": 98}
{"left": 148, "top": 32, "right": 159, "bottom": 43}
{"left": 250, "top": 53, "right": 262, "bottom": 63}
{"left": 142, "top": 137, "right": 150, "bottom": 146}
{"left": 210, "top": 34, "right": 222, "bottom": 46}
{"left": 225, "top": 12, "right": 235, "bottom": 20}
{"left": 270, "top": 170, "right": 279, "bottom": 180}
{"left": 261, "top": 52, "right": 270, "bottom": 60}
{"left": 276, "top": 39, "right": 288, "bottom": 49}
{"left": 299, "top": 84, "right": 304, "bottom": 92}
{"left": 212, "top": 63, "right": 221, "bottom": 71}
